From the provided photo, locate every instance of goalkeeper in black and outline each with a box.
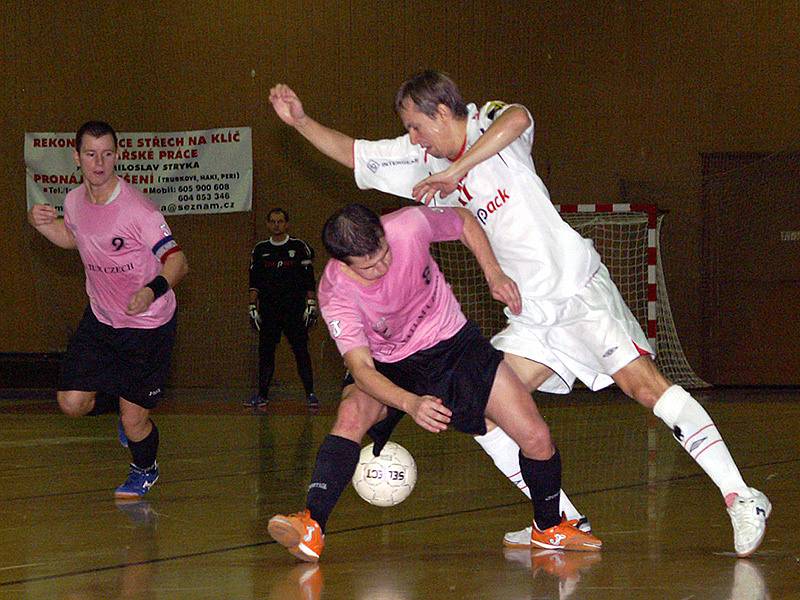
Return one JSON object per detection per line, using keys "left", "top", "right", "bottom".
{"left": 247, "top": 207, "right": 319, "bottom": 411}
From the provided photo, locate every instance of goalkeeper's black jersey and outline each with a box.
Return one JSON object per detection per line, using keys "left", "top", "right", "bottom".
{"left": 249, "top": 237, "right": 315, "bottom": 308}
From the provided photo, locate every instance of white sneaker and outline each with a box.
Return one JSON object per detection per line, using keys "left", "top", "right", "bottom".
{"left": 503, "top": 516, "right": 591, "bottom": 548}
{"left": 727, "top": 487, "right": 771, "bottom": 557}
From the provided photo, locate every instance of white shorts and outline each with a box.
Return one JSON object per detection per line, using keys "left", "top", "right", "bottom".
{"left": 491, "top": 264, "right": 654, "bottom": 394}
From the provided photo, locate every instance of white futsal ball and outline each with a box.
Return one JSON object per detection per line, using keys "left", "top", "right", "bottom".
{"left": 352, "top": 441, "right": 417, "bottom": 507}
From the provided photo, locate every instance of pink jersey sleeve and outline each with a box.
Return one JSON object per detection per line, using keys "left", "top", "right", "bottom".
{"left": 415, "top": 205, "right": 464, "bottom": 243}
{"left": 318, "top": 261, "right": 370, "bottom": 357}
{"left": 137, "top": 205, "right": 181, "bottom": 263}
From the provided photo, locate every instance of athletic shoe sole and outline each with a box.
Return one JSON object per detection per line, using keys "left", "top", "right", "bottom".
{"left": 530, "top": 537, "right": 601, "bottom": 552}
{"left": 268, "top": 516, "right": 320, "bottom": 562}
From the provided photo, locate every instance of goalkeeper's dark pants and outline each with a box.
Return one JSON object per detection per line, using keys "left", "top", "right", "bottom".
{"left": 257, "top": 305, "right": 314, "bottom": 398}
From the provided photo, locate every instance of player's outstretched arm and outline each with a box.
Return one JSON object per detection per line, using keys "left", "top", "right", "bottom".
{"left": 27, "top": 204, "right": 76, "bottom": 249}
{"left": 412, "top": 105, "right": 531, "bottom": 204}
{"left": 344, "top": 347, "right": 452, "bottom": 433}
{"left": 126, "top": 250, "right": 189, "bottom": 315}
{"left": 269, "top": 83, "right": 355, "bottom": 169}
{"left": 455, "top": 208, "right": 522, "bottom": 315}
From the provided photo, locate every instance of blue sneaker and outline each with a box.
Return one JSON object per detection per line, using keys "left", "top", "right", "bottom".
{"left": 117, "top": 419, "right": 129, "bottom": 448}
{"left": 307, "top": 393, "right": 320, "bottom": 412}
{"left": 115, "top": 462, "right": 159, "bottom": 499}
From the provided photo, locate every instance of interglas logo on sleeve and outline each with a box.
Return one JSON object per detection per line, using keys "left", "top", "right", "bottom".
{"left": 781, "top": 231, "right": 800, "bottom": 241}
{"left": 367, "top": 158, "right": 419, "bottom": 173}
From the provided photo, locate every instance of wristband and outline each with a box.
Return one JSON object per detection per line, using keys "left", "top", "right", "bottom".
{"left": 145, "top": 275, "right": 170, "bottom": 299}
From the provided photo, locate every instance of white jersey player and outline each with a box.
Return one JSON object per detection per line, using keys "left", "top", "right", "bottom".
{"left": 269, "top": 70, "right": 770, "bottom": 557}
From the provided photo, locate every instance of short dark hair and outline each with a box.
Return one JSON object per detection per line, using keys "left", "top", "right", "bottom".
{"left": 75, "top": 121, "right": 118, "bottom": 152}
{"left": 322, "top": 203, "right": 385, "bottom": 263}
{"left": 394, "top": 70, "right": 468, "bottom": 119}
{"left": 268, "top": 207, "right": 289, "bottom": 222}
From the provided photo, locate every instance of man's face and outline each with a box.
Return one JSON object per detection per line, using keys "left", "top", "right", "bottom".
{"left": 346, "top": 238, "right": 392, "bottom": 281}
{"left": 398, "top": 97, "right": 451, "bottom": 159}
{"left": 268, "top": 212, "right": 288, "bottom": 237}
{"left": 74, "top": 133, "right": 117, "bottom": 188}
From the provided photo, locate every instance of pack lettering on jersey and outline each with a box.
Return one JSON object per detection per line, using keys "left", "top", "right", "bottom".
{"left": 455, "top": 176, "right": 513, "bottom": 225}
{"left": 474, "top": 188, "right": 511, "bottom": 226}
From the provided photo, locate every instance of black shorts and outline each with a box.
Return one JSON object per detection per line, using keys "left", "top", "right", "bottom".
{"left": 343, "top": 321, "right": 503, "bottom": 453}
{"left": 59, "top": 307, "right": 177, "bottom": 409}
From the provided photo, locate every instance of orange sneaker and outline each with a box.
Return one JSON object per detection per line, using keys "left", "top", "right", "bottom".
{"left": 268, "top": 510, "right": 325, "bottom": 562}
{"left": 530, "top": 515, "right": 602, "bottom": 552}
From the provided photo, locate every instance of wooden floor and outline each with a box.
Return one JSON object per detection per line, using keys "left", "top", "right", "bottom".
{"left": 0, "top": 387, "right": 797, "bottom": 599}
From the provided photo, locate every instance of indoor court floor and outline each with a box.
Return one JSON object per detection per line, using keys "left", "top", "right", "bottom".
{"left": 0, "top": 387, "right": 797, "bottom": 599}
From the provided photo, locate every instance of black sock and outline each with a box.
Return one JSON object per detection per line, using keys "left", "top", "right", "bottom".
{"left": 520, "top": 447, "right": 562, "bottom": 530}
{"left": 87, "top": 392, "right": 119, "bottom": 416}
{"left": 129, "top": 421, "right": 159, "bottom": 469}
{"left": 306, "top": 434, "right": 360, "bottom": 532}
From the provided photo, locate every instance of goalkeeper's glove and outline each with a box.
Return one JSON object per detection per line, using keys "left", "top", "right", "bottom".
{"left": 248, "top": 302, "right": 262, "bottom": 331}
{"left": 303, "top": 298, "right": 319, "bottom": 328}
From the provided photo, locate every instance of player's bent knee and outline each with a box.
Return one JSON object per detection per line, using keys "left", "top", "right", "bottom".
{"left": 516, "top": 426, "right": 554, "bottom": 460}
{"left": 120, "top": 406, "right": 150, "bottom": 431}
{"left": 57, "top": 391, "right": 94, "bottom": 417}
{"left": 614, "top": 357, "right": 671, "bottom": 408}
{"left": 633, "top": 387, "right": 662, "bottom": 409}
{"left": 333, "top": 393, "right": 384, "bottom": 438}
{"left": 619, "top": 379, "right": 664, "bottom": 409}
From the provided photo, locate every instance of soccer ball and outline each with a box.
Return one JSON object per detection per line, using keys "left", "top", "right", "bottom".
{"left": 351, "top": 441, "right": 417, "bottom": 507}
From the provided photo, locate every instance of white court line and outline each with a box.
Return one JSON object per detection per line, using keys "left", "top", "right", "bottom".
{"left": 0, "top": 436, "right": 108, "bottom": 448}
{"left": 0, "top": 562, "right": 50, "bottom": 572}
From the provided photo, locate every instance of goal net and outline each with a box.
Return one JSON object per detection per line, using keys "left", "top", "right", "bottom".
{"left": 431, "top": 203, "right": 709, "bottom": 389}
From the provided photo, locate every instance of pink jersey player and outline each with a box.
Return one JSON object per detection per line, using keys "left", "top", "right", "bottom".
{"left": 318, "top": 205, "right": 467, "bottom": 362}
{"left": 64, "top": 177, "right": 180, "bottom": 328}
{"left": 27, "top": 120, "right": 189, "bottom": 501}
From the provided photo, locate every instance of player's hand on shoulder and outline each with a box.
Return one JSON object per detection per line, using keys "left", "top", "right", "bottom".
{"left": 487, "top": 271, "right": 522, "bottom": 315}
{"left": 412, "top": 171, "right": 459, "bottom": 205}
{"left": 269, "top": 83, "right": 306, "bottom": 126}
{"left": 126, "top": 287, "right": 155, "bottom": 315}
{"left": 28, "top": 203, "right": 58, "bottom": 227}
{"left": 408, "top": 395, "right": 451, "bottom": 433}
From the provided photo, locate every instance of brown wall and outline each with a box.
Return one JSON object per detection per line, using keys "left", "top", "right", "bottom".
{"left": 2, "top": 1, "right": 798, "bottom": 388}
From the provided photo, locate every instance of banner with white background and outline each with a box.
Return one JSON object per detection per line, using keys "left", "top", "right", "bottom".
{"left": 25, "top": 126, "right": 252, "bottom": 215}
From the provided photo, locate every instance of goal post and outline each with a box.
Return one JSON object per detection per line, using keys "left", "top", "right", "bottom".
{"left": 431, "top": 203, "right": 709, "bottom": 389}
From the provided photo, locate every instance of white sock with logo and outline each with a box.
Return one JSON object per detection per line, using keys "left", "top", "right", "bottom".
{"left": 474, "top": 426, "right": 582, "bottom": 519}
{"left": 653, "top": 385, "right": 750, "bottom": 499}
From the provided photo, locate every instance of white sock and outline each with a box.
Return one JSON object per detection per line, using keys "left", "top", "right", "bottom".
{"left": 474, "top": 426, "right": 582, "bottom": 520}
{"left": 653, "top": 385, "right": 749, "bottom": 499}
